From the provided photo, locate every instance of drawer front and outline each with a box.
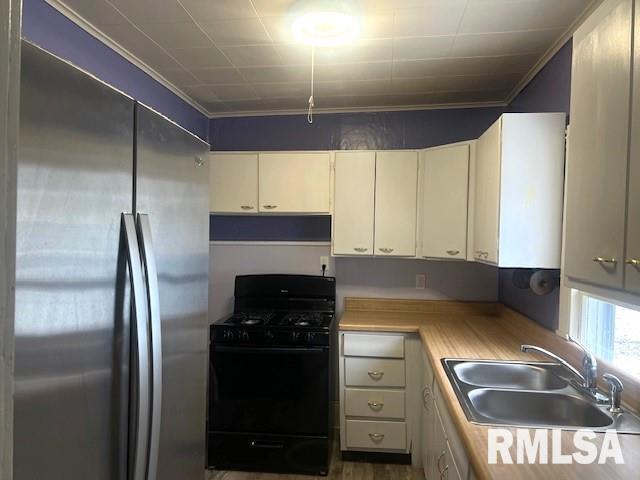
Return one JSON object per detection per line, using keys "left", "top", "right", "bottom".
{"left": 343, "top": 333, "right": 404, "bottom": 358}
{"left": 344, "top": 357, "right": 405, "bottom": 387}
{"left": 346, "top": 420, "right": 407, "bottom": 451}
{"left": 345, "top": 388, "right": 405, "bottom": 419}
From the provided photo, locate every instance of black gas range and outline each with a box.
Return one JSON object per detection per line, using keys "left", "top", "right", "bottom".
{"left": 207, "top": 274, "right": 336, "bottom": 476}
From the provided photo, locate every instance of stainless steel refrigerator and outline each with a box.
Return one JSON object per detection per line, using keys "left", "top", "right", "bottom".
{"left": 14, "top": 41, "right": 210, "bottom": 480}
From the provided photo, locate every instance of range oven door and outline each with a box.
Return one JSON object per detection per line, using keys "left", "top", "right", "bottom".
{"left": 210, "top": 344, "right": 330, "bottom": 436}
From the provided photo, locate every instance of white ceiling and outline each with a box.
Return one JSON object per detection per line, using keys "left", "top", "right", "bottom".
{"left": 56, "top": 0, "right": 596, "bottom": 116}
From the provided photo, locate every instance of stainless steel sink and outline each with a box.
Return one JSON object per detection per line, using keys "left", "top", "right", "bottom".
{"left": 452, "top": 361, "right": 567, "bottom": 390}
{"left": 442, "top": 358, "right": 640, "bottom": 433}
{"left": 468, "top": 389, "right": 613, "bottom": 428}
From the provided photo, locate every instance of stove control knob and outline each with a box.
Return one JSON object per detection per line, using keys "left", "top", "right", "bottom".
{"left": 306, "top": 332, "right": 316, "bottom": 344}
{"left": 239, "top": 330, "right": 250, "bottom": 343}
{"left": 223, "top": 329, "right": 235, "bottom": 342}
{"left": 264, "top": 330, "right": 274, "bottom": 343}
{"left": 290, "top": 331, "right": 301, "bottom": 344}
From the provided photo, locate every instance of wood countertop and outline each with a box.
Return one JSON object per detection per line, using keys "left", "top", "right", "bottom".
{"left": 339, "top": 298, "right": 640, "bottom": 480}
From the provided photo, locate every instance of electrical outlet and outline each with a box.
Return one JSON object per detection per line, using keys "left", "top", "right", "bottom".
{"left": 320, "top": 256, "right": 329, "bottom": 271}
{"left": 415, "top": 274, "right": 426, "bottom": 290}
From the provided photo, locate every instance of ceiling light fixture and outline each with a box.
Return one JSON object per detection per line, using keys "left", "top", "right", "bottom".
{"left": 289, "top": 1, "right": 361, "bottom": 123}
{"left": 292, "top": 10, "right": 360, "bottom": 47}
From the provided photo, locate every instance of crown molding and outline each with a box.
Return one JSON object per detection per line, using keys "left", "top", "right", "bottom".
{"left": 504, "top": 0, "right": 604, "bottom": 105}
{"left": 208, "top": 100, "right": 508, "bottom": 119}
{"left": 44, "top": 0, "right": 209, "bottom": 117}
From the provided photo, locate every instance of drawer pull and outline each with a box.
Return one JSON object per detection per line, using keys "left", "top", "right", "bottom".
{"left": 263, "top": 205, "right": 277, "bottom": 210}
{"left": 378, "top": 247, "right": 394, "bottom": 254}
{"left": 240, "top": 205, "right": 254, "bottom": 210}
{"left": 367, "top": 370, "right": 384, "bottom": 379}
{"left": 437, "top": 451, "right": 447, "bottom": 474}
{"left": 422, "top": 387, "right": 431, "bottom": 411}
{"left": 368, "top": 433, "right": 384, "bottom": 442}
{"left": 626, "top": 258, "right": 640, "bottom": 267}
{"left": 593, "top": 256, "right": 617, "bottom": 264}
{"left": 446, "top": 249, "right": 460, "bottom": 256}
{"left": 367, "top": 401, "right": 384, "bottom": 410}
{"left": 353, "top": 247, "right": 368, "bottom": 252}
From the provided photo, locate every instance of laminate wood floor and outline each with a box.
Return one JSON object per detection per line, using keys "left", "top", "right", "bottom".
{"left": 206, "top": 444, "right": 422, "bottom": 480}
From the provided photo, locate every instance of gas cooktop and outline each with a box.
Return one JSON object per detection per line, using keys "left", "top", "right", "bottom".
{"left": 222, "top": 310, "right": 333, "bottom": 328}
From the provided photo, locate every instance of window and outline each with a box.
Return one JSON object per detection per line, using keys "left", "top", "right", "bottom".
{"left": 574, "top": 292, "right": 640, "bottom": 380}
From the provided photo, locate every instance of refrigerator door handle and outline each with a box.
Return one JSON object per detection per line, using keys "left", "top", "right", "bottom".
{"left": 136, "top": 213, "right": 162, "bottom": 480}
{"left": 122, "top": 213, "right": 151, "bottom": 480}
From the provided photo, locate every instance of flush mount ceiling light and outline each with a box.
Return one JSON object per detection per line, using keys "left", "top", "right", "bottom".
{"left": 292, "top": 11, "right": 360, "bottom": 47}
{"left": 289, "top": 1, "right": 362, "bottom": 123}
{"left": 290, "top": 0, "right": 361, "bottom": 47}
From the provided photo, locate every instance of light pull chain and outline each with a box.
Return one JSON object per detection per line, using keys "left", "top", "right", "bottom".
{"left": 307, "top": 45, "right": 315, "bottom": 124}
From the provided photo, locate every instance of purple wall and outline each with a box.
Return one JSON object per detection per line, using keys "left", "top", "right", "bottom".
{"left": 501, "top": 40, "right": 573, "bottom": 330}
{"left": 210, "top": 107, "right": 504, "bottom": 151}
{"left": 21, "top": 0, "right": 209, "bottom": 140}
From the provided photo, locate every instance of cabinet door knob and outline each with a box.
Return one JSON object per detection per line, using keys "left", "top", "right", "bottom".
{"left": 368, "top": 433, "right": 384, "bottom": 441}
{"left": 263, "top": 205, "right": 277, "bottom": 210}
{"left": 240, "top": 205, "right": 254, "bottom": 210}
{"left": 378, "top": 248, "right": 394, "bottom": 254}
{"left": 593, "top": 256, "right": 617, "bottom": 264}
{"left": 446, "top": 249, "right": 460, "bottom": 256}
{"left": 367, "top": 401, "right": 384, "bottom": 410}
{"left": 353, "top": 247, "right": 368, "bottom": 252}
{"left": 367, "top": 370, "right": 384, "bottom": 379}
{"left": 626, "top": 258, "right": 640, "bottom": 267}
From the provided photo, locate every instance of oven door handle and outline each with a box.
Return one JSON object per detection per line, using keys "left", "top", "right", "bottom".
{"left": 214, "top": 346, "right": 325, "bottom": 355}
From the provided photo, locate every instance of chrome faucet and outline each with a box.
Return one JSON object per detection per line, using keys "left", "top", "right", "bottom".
{"left": 520, "top": 335, "right": 598, "bottom": 395}
{"left": 565, "top": 334, "right": 598, "bottom": 393}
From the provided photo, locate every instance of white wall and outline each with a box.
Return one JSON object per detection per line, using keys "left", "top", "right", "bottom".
{"left": 209, "top": 242, "right": 499, "bottom": 322}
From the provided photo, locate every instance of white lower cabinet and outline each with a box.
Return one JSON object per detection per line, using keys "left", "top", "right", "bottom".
{"left": 339, "top": 330, "right": 474, "bottom": 479}
{"left": 421, "top": 347, "right": 472, "bottom": 480}
{"left": 339, "top": 331, "right": 412, "bottom": 456}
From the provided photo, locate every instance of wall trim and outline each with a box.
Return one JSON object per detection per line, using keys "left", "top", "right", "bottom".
{"left": 43, "top": 0, "right": 209, "bottom": 117}
{"left": 210, "top": 241, "right": 331, "bottom": 247}
{"left": 208, "top": 101, "right": 507, "bottom": 119}
{"left": 505, "top": 0, "right": 603, "bottom": 105}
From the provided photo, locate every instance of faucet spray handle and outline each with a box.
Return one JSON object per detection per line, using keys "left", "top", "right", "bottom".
{"left": 602, "top": 373, "right": 624, "bottom": 413}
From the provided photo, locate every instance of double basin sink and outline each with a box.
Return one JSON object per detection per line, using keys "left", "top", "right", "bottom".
{"left": 442, "top": 359, "right": 640, "bottom": 433}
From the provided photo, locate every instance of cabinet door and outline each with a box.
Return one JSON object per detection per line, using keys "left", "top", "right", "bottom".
{"left": 374, "top": 151, "right": 418, "bottom": 257}
{"left": 333, "top": 152, "right": 375, "bottom": 255}
{"left": 421, "top": 352, "right": 435, "bottom": 479}
{"left": 420, "top": 145, "right": 469, "bottom": 260}
{"left": 209, "top": 153, "right": 258, "bottom": 213}
{"left": 432, "top": 405, "right": 448, "bottom": 480}
{"left": 258, "top": 152, "right": 331, "bottom": 213}
{"left": 564, "top": 0, "right": 632, "bottom": 289}
{"left": 474, "top": 118, "right": 501, "bottom": 264}
{"left": 626, "top": 1, "right": 640, "bottom": 294}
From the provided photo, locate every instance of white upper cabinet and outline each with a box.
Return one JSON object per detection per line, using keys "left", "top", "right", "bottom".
{"left": 419, "top": 144, "right": 469, "bottom": 260}
{"left": 474, "top": 113, "right": 566, "bottom": 268}
{"left": 374, "top": 151, "right": 418, "bottom": 257}
{"left": 258, "top": 152, "right": 331, "bottom": 214}
{"left": 565, "top": 0, "right": 632, "bottom": 290}
{"left": 209, "top": 153, "right": 258, "bottom": 213}
{"left": 628, "top": 1, "right": 640, "bottom": 294}
{"left": 333, "top": 152, "right": 376, "bottom": 256}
